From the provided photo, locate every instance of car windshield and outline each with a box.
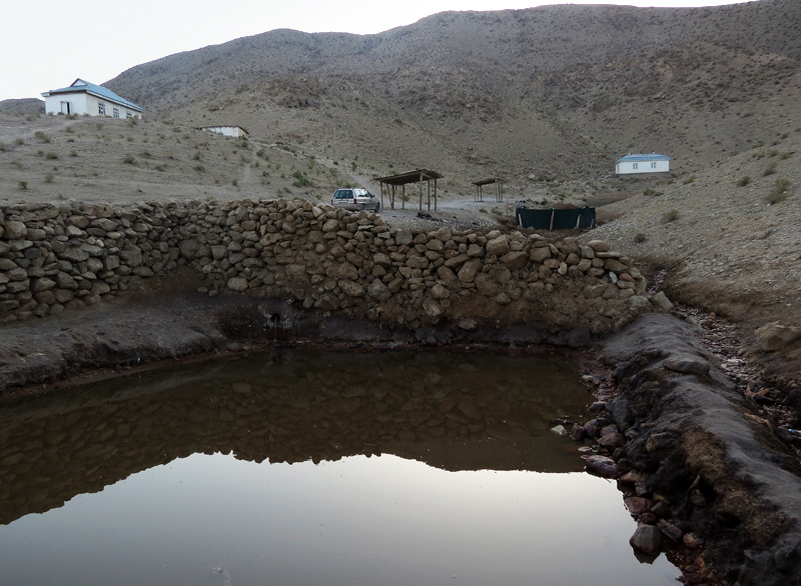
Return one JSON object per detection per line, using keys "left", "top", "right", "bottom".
{"left": 333, "top": 190, "right": 353, "bottom": 199}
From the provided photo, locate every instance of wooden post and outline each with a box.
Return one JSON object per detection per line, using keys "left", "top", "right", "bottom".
{"left": 434, "top": 178, "right": 438, "bottom": 212}
{"left": 426, "top": 177, "right": 431, "bottom": 211}
{"left": 418, "top": 171, "right": 424, "bottom": 211}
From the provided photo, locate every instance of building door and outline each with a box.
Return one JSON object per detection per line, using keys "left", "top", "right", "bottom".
{"left": 60, "top": 101, "right": 71, "bottom": 114}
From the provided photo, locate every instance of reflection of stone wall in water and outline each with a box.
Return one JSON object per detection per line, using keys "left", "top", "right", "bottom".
{"left": 0, "top": 199, "right": 665, "bottom": 334}
{"left": 0, "top": 352, "right": 590, "bottom": 526}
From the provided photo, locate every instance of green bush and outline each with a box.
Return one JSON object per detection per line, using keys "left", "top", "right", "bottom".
{"left": 45, "top": 151, "right": 58, "bottom": 160}
{"left": 682, "top": 175, "right": 696, "bottom": 184}
{"left": 34, "top": 131, "right": 51, "bottom": 143}
{"left": 763, "top": 162, "right": 777, "bottom": 176}
{"left": 736, "top": 176, "right": 751, "bottom": 187}
{"left": 194, "top": 164, "right": 205, "bottom": 173}
{"left": 634, "top": 233, "right": 647, "bottom": 243}
{"left": 292, "top": 170, "right": 313, "bottom": 188}
{"left": 122, "top": 154, "right": 136, "bottom": 165}
{"left": 44, "top": 173, "right": 55, "bottom": 183}
{"left": 18, "top": 180, "right": 28, "bottom": 190}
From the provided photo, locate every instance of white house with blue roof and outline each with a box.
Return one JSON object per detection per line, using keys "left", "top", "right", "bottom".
{"left": 615, "top": 153, "right": 670, "bottom": 175}
{"left": 41, "top": 79, "right": 143, "bottom": 119}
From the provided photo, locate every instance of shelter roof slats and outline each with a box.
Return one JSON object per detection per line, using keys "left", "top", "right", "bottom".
{"left": 376, "top": 169, "right": 443, "bottom": 186}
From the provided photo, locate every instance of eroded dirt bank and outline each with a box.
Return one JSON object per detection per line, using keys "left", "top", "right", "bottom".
{"left": 597, "top": 313, "right": 801, "bottom": 586}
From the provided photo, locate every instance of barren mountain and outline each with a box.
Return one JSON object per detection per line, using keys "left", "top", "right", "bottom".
{"left": 104, "top": 0, "right": 801, "bottom": 185}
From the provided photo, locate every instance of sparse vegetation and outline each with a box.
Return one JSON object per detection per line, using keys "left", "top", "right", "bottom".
{"left": 44, "top": 173, "right": 55, "bottom": 183}
{"left": 291, "top": 170, "right": 313, "bottom": 188}
{"left": 763, "top": 161, "right": 777, "bottom": 176}
{"left": 643, "top": 189, "right": 663, "bottom": 196}
{"left": 766, "top": 179, "right": 791, "bottom": 204}
{"left": 18, "top": 180, "right": 28, "bottom": 190}
{"left": 122, "top": 154, "right": 136, "bottom": 165}
{"left": 34, "top": 131, "right": 51, "bottom": 143}
{"left": 194, "top": 164, "right": 205, "bottom": 173}
{"left": 634, "top": 233, "right": 647, "bottom": 243}
{"left": 45, "top": 152, "right": 58, "bottom": 160}
{"left": 682, "top": 175, "right": 696, "bottom": 185}
{"left": 736, "top": 176, "right": 751, "bottom": 187}
{"left": 661, "top": 209, "right": 679, "bottom": 223}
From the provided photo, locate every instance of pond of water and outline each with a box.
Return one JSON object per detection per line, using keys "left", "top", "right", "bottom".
{"left": 0, "top": 349, "right": 680, "bottom": 585}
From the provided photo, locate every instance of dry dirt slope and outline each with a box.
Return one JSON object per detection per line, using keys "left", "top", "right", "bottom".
{"left": 587, "top": 128, "right": 801, "bottom": 388}
{"left": 102, "top": 0, "right": 801, "bottom": 187}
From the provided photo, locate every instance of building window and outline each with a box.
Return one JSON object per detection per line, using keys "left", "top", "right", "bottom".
{"left": 126, "top": 111, "right": 133, "bottom": 118}
{"left": 98, "top": 103, "right": 106, "bottom": 115}
{"left": 651, "top": 162, "right": 657, "bottom": 169}
{"left": 632, "top": 163, "right": 638, "bottom": 170}
{"left": 113, "top": 108, "right": 120, "bottom": 119}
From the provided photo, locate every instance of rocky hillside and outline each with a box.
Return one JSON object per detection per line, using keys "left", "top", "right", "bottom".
{"left": 103, "top": 0, "right": 801, "bottom": 186}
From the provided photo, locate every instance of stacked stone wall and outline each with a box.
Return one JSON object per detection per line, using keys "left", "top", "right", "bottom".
{"left": 0, "top": 198, "right": 664, "bottom": 334}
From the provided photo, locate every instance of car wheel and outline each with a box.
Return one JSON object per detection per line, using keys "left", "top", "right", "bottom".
{"left": 357, "top": 205, "right": 365, "bottom": 211}
{"left": 374, "top": 203, "right": 381, "bottom": 213}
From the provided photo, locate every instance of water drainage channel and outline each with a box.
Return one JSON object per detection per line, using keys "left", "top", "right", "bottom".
{"left": 0, "top": 350, "right": 680, "bottom": 585}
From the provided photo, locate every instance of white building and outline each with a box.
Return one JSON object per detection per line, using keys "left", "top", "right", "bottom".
{"left": 199, "top": 126, "right": 250, "bottom": 139}
{"left": 615, "top": 153, "right": 671, "bottom": 175}
{"left": 41, "top": 79, "right": 143, "bottom": 119}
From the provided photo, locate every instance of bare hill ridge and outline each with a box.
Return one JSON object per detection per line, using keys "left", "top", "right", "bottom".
{"left": 104, "top": 0, "right": 801, "bottom": 184}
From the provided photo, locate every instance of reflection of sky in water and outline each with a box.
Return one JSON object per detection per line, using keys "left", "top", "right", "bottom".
{"left": 0, "top": 453, "right": 679, "bottom": 586}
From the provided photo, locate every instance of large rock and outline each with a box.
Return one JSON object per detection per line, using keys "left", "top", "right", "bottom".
{"left": 500, "top": 251, "right": 528, "bottom": 271}
{"left": 583, "top": 455, "right": 619, "bottom": 478}
{"left": 630, "top": 525, "right": 662, "bottom": 555}
{"left": 755, "top": 322, "right": 801, "bottom": 352}
{"left": 457, "top": 258, "right": 483, "bottom": 283}
{"left": 651, "top": 291, "right": 674, "bottom": 312}
{"left": 4, "top": 221, "right": 27, "bottom": 240}
{"left": 227, "top": 277, "right": 249, "bottom": 292}
{"left": 178, "top": 239, "right": 201, "bottom": 260}
{"left": 486, "top": 235, "right": 511, "bottom": 257}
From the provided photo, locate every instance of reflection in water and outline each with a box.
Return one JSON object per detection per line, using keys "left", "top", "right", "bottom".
{"left": 0, "top": 350, "right": 680, "bottom": 585}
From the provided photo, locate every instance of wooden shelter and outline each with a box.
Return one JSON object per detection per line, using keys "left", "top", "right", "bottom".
{"left": 473, "top": 178, "right": 504, "bottom": 203}
{"left": 376, "top": 169, "right": 443, "bottom": 212}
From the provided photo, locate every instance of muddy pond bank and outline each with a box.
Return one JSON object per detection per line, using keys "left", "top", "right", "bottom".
{"left": 1, "top": 293, "right": 800, "bottom": 585}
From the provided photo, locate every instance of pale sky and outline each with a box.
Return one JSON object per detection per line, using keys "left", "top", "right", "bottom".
{"left": 5, "top": 0, "right": 756, "bottom": 102}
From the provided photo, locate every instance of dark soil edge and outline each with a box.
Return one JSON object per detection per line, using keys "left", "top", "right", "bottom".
{"left": 599, "top": 313, "right": 801, "bottom": 586}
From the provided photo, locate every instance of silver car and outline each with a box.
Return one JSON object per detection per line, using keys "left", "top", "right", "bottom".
{"left": 330, "top": 188, "right": 381, "bottom": 212}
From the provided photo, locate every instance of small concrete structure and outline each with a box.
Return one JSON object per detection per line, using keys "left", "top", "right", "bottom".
{"left": 615, "top": 153, "right": 670, "bottom": 175}
{"left": 41, "top": 79, "right": 143, "bottom": 118}
{"left": 199, "top": 126, "right": 250, "bottom": 139}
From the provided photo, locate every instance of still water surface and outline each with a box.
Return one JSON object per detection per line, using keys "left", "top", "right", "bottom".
{"left": 0, "top": 350, "right": 679, "bottom": 585}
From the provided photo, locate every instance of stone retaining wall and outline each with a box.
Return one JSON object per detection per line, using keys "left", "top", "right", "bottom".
{"left": 0, "top": 198, "right": 665, "bottom": 335}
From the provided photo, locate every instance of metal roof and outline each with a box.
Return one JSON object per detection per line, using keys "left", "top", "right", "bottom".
{"left": 616, "top": 153, "right": 671, "bottom": 163}
{"left": 375, "top": 169, "right": 443, "bottom": 186}
{"left": 42, "top": 79, "right": 143, "bottom": 112}
{"left": 472, "top": 178, "right": 503, "bottom": 186}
